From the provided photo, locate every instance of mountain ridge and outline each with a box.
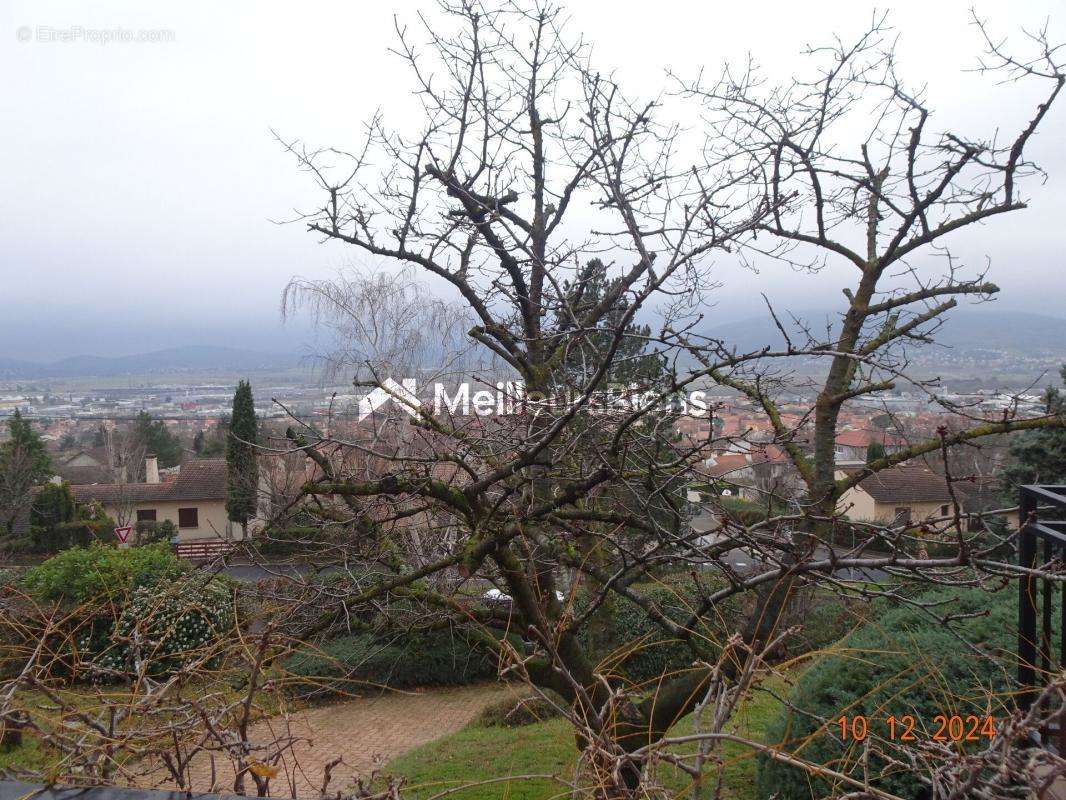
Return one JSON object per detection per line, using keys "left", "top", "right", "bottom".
{"left": 702, "top": 308, "right": 1066, "bottom": 357}
{"left": 1, "top": 309, "right": 1062, "bottom": 380}
{"left": 0, "top": 345, "right": 305, "bottom": 379}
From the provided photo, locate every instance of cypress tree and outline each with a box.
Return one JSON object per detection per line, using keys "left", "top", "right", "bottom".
{"left": 225, "top": 380, "right": 259, "bottom": 535}
{"left": 865, "top": 441, "right": 886, "bottom": 464}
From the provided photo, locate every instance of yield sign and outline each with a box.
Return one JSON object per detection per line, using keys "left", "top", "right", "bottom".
{"left": 114, "top": 526, "right": 133, "bottom": 544}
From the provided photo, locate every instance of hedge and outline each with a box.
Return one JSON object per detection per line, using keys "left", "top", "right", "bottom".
{"left": 757, "top": 586, "right": 1036, "bottom": 800}
{"left": 597, "top": 576, "right": 744, "bottom": 686}
{"left": 479, "top": 690, "right": 565, "bottom": 727}
{"left": 284, "top": 627, "right": 501, "bottom": 695}
{"left": 21, "top": 542, "right": 188, "bottom": 604}
{"left": 591, "top": 576, "right": 867, "bottom": 687}
{"left": 134, "top": 519, "right": 177, "bottom": 546}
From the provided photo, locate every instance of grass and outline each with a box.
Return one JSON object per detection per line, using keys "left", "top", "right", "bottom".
{"left": 386, "top": 672, "right": 792, "bottom": 800}
{"left": 387, "top": 715, "right": 576, "bottom": 800}
{"left": 0, "top": 738, "right": 52, "bottom": 773}
{"left": 657, "top": 671, "right": 792, "bottom": 800}
{"left": 1, "top": 666, "right": 788, "bottom": 800}
{"left": 0, "top": 673, "right": 297, "bottom": 778}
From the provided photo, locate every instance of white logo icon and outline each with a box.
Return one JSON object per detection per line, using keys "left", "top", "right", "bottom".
{"left": 357, "top": 378, "right": 420, "bottom": 421}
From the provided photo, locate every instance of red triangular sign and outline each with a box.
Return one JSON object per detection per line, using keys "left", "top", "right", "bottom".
{"left": 114, "top": 526, "right": 133, "bottom": 543}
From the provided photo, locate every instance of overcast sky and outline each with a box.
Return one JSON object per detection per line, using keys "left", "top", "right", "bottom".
{"left": 1, "top": 0, "right": 1064, "bottom": 360}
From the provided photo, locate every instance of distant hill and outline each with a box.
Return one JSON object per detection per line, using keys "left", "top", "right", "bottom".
{"left": 0, "top": 345, "right": 304, "bottom": 379}
{"left": 2, "top": 309, "right": 1062, "bottom": 381}
{"left": 704, "top": 308, "right": 1066, "bottom": 360}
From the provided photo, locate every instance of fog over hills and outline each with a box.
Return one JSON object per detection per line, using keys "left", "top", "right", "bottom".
{"left": 703, "top": 308, "right": 1066, "bottom": 359}
{"left": 0, "top": 346, "right": 304, "bottom": 379}
{"left": 1, "top": 309, "right": 1063, "bottom": 381}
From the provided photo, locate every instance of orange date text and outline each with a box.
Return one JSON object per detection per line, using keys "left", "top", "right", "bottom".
{"left": 835, "top": 714, "right": 997, "bottom": 742}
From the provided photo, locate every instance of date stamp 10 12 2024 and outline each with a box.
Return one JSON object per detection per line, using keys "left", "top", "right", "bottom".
{"left": 836, "top": 714, "right": 998, "bottom": 743}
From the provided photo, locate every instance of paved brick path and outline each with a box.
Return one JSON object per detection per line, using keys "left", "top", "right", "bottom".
{"left": 141, "top": 683, "right": 517, "bottom": 798}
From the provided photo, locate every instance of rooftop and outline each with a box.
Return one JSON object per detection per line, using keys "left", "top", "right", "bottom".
{"left": 848, "top": 463, "right": 951, "bottom": 504}
{"left": 70, "top": 459, "right": 227, "bottom": 505}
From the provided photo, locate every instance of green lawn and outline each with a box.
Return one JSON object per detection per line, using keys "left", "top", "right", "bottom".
{"left": 0, "top": 678, "right": 296, "bottom": 779}
{"left": 0, "top": 737, "right": 52, "bottom": 773}
{"left": 386, "top": 672, "right": 792, "bottom": 800}
{"left": 0, "top": 674, "right": 788, "bottom": 799}
{"left": 387, "top": 715, "right": 576, "bottom": 800}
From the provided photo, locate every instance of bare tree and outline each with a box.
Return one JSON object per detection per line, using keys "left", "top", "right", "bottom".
{"left": 680, "top": 13, "right": 1065, "bottom": 522}
{"left": 264, "top": 5, "right": 1066, "bottom": 798}
{"left": 104, "top": 423, "right": 147, "bottom": 485}
{"left": 7, "top": 6, "right": 1060, "bottom": 800}
{"left": 283, "top": 265, "right": 482, "bottom": 382}
{"left": 271, "top": 1, "right": 764, "bottom": 793}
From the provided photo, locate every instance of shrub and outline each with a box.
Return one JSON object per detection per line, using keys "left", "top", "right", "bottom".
{"left": 17, "top": 544, "right": 217, "bottom": 682}
{"left": 28, "top": 483, "right": 117, "bottom": 554}
{"left": 21, "top": 543, "right": 188, "bottom": 604}
{"left": 776, "top": 586, "right": 876, "bottom": 658}
{"left": 0, "top": 569, "right": 17, "bottom": 591}
{"left": 594, "top": 575, "right": 747, "bottom": 686}
{"left": 479, "top": 691, "right": 564, "bottom": 727}
{"left": 0, "top": 569, "right": 23, "bottom": 679}
{"left": 284, "top": 627, "right": 500, "bottom": 695}
{"left": 758, "top": 586, "right": 1033, "bottom": 800}
{"left": 135, "top": 519, "right": 177, "bottom": 546}
{"left": 588, "top": 576, "right": 869, "bottom": 687}
{"left": 30, "top": 481, "right": 76, "bottom": 530}
{"left": 85, "top": 577, "right": 235, "bottom": 679}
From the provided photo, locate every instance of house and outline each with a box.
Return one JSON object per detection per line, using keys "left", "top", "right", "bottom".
{"left": 703, "top": 445, "right": 801, "bottom": 502}
{"left": 834, "top": 429, "right": 906, "bottom": 465}
{"left": 55, "top": 447, "right": 114, "bottom": 485}
{"left": 837, "top": 464, "right": 952, "bottom": 525}
{"left": 704, "top": 452, "right": 754, "bottom": 496}
{"left": 70, "top": 457, "right": 245, "bottom": 547}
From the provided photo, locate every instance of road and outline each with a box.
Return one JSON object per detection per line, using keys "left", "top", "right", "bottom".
{"left": 212, "top": 561, "right": 316, "bottom": 582}
{"left": 691, "top": 513, "right": 890, "bottom": 582}
{"left": 213, "top": 511, "right": 891, "bottom": 585}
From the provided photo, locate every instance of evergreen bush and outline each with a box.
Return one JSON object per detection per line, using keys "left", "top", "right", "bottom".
{"left": 84, "top": 578, "right": 234, "bottom": 679}
{"left": 284, "top": 627, "right": 500, "bottom": 695}
{"left": 757, "top": 586, "right": 1031, "bottom": 800}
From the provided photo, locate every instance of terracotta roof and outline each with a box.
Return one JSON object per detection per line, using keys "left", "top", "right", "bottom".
{"left": 57, "top": 464, "right": 113, "bottom": 485}
{"left": 705, "top": 453, "right": 750, "bottom": 477}
{"left": 850, "top": 464, "right": 951, "bottom": 504}
{"left": 836, "top": 429, "right": 905, "bottom": 449}
{"left": 748, "top": 443, "right": 788, "bottom": 464}
{"left": 61, "top": 447, "right": 110, "bottom": 467}
{"left": 71, "top": 459, "right": 227, "bottom": 505}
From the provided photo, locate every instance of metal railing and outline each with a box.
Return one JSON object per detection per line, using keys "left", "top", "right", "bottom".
{"left": 1018, "top": 485, "right": 1066, "bottom": 749}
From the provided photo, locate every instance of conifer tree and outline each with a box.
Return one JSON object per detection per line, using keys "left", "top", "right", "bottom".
{"left": 0, "top": 409, "right": 53, "bottom": 537}
{"left": 225, "top": 380, "right": 259, "bottom": 535}
{"left": 3, "top": 409, "right": 51, "bottom": 482}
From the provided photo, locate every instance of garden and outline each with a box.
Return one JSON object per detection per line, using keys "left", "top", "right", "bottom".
{"left": 0, "top": 543, "right": 1037, "bottom": 800}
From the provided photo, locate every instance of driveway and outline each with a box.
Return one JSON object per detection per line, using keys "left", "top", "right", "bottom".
{"left": 141, "top": 683, "right": 517, "bottom": 798}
